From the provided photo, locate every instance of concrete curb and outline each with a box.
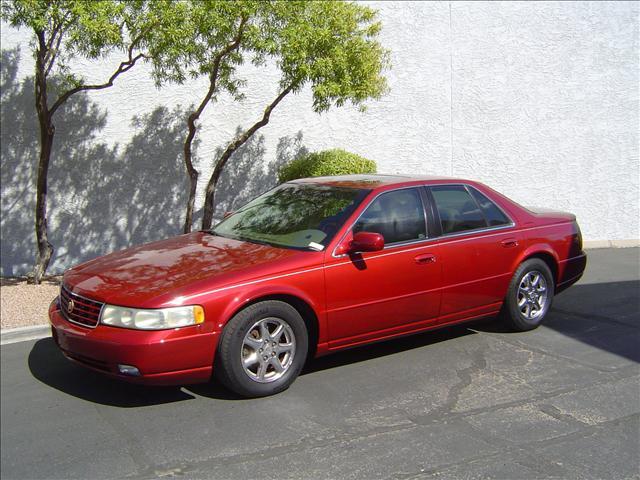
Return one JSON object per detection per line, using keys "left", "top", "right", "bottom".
{"left": 1, "top": 324, "right": 50, "bottom": 346}
{"left": 583, "top": 240, "right": 640, "bottom": 249}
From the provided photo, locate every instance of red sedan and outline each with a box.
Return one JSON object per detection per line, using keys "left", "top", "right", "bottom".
{"left": 49, "top": 175, "right": 587, "bottom": 397}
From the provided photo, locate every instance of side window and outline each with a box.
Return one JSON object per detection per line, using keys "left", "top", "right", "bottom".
{"left": 354, "top": 188, "right": 427, "bottom": 244}
{"left": 430, "top": 185, "right": 487, "bottom": 234}
{"left": 468, "top": 187, "right": 512, "bottom": 227}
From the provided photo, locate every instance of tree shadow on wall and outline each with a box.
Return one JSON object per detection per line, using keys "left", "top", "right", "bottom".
{"left": 1, "top": 46, "right": 52, "bottom": 276}
{"left": 51, "top": 104, "right": 190, "bottom": 270}
{"left": 1, "top": 47, "right": 188, "bottom": 275}
{"left": 1, "top": 47, "right": 309, "bottom": 275}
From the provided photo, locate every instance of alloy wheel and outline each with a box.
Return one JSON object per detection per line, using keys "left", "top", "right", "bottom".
{"left": 517, "top": 270, "right": 548, "bottom": 320}
{"left": 241, "top": 317, "right": 296, "bottom": 383}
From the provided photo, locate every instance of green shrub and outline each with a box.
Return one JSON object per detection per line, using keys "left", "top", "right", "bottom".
{"left": 278, "top": 149, "right": 377, "bottom": 183}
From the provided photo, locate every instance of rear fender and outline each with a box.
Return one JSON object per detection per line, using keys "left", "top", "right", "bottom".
{"left": 515, "top": 243, "right": 560, "bottom": 282}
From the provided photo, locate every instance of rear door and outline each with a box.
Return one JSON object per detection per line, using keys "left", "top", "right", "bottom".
{"left": 426, "top": 184, "right": 523, "bottom": 323}
{"left": 324, "top": 187, "right": 442, "bottom": 348}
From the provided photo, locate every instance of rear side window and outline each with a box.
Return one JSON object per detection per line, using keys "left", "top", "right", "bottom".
{"left": 430, "top": 185, "right": 487, "bottom": 234}
{"left": 468, "top": 187, "right": 512, "bottom": 227}
{"left": 354, "top": 188, "right": 427, "bottom": 244}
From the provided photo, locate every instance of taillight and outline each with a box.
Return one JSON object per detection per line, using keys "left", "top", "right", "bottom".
{"left": 574, "top": 221, "right": 583, "bottom": 251}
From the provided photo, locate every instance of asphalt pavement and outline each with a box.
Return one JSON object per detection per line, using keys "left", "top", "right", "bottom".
{"left": 1, "top": 248, "right": 639, "bottom": 479}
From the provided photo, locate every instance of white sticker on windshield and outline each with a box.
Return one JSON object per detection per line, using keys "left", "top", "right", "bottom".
{"left": 308, "top": 242, "right": 325, "bottom": 251}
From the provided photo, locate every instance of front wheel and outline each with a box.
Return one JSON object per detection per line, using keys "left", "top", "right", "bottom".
{"left": 215, "top": 300, "right": 308, "bottom": 397}
{"left": 501, "top": 258, "right": 555, "bottom": 331}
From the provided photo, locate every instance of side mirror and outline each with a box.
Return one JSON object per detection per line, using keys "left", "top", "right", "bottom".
{"left": 350, "top": 231, "right": 384, "bottom": 253}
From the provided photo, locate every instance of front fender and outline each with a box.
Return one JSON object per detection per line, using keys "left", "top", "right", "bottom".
{"left": 209, "top": 267, "right": 326, "bottom": 347}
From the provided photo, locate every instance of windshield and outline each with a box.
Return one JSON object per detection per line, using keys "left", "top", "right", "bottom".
{"left": 212, "top": 183, "right": 370, "bottom": 250}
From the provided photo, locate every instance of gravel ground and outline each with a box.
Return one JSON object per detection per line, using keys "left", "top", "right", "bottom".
{"left": 0, "top": 278, "right": 61, "bottom": 330}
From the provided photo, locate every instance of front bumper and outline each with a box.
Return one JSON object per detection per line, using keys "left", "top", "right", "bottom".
{"left": 49, "top": 302, "right": 218, "bottom": 386}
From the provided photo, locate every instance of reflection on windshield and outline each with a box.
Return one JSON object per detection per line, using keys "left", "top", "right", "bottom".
{"left": 212, "top": 183, "right": 370, "bottom": 250}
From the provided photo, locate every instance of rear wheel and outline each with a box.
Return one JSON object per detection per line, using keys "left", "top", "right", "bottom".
{"left": 502, "top": 258, "right": 554, "bottom": 331}
{"left": 215, "top": 300, "right": 308, "bottom": 397}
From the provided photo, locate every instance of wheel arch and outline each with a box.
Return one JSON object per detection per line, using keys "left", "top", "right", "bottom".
{"left": 518, "top": 246, "right": 559, "bottom": 286}
{"left": 219, "top": 288, "right": 321, "bottom": 362}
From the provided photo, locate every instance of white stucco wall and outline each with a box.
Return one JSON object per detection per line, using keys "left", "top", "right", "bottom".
{"left": 1, "top": 1, "right": 638, "bottom": 275}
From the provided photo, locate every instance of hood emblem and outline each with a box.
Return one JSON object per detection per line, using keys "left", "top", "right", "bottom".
{"left": 67, "top": 299, "right": 75, "bottom": 314}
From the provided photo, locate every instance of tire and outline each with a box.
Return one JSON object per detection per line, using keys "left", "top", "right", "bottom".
{"left": 215, "top": 300, "right": 308, "bottom": 397}
{"left": 501, "top": 258, "right": 555, "bottom": 331}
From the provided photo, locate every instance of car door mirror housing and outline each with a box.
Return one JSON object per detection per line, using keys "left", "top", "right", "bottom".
{"left": 350, "top": 231, "right": 384, "bottom": 253}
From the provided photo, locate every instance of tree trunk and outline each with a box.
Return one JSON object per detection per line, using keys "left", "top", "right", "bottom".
{"left": 182, "top": 113, "right": 200, "bottom": 233}
{"left": 183, "top": 172, "right": 198, "bottom": 234}
{"left": 201, "top": 86, "right": 292, "bottom": 230}
{"left": 200, "top": 159, "right": 225, "bottom": 231}
{"left": 180, "top": 20, "right": 248, "bottom": 233}
{"left": 180, "top": 72, "right": 226, "bottom": 234}
{"left": 33, "top": 124, "right": 55, "bottom": 284}
{"left": 29, "top": 27, "right": 147, "bottom": 280}
{"left": 33, "top": 34, "right": 54, "bottom": 284}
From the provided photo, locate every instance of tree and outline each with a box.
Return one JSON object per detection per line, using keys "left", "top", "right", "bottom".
{"left": 278, "top": 149, "right": 377, "bottom": 183}
{"left": 199, "top": 1, "right": 389, "bottom": 230}
{"left": 146, "top": 0, "right": 261, "bottom": 233}
{"left": 1, "top": 0, "right": 157, "bottom": 283}
{"left": 148, "top": 1, "right": 389, "bottom": 232}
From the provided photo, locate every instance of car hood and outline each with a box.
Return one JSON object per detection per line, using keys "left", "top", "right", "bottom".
{"left": 64, "top": 232, "right": 311, "bottom": 308}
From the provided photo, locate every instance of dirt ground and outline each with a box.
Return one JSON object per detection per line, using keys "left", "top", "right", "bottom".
{"left": 0, "top": 278, "right": 61, "bottom": 329}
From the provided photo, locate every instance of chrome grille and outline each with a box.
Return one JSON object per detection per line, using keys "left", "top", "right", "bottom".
{"left": 59, "top": 284, "right": 104, "bottom": 328}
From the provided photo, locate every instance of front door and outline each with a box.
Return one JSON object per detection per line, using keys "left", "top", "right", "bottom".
{"left": 324, "top": 187, "right": 442, "bottom": 349}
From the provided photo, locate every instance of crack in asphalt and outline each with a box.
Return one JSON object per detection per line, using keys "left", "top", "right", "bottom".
{"left": 421, "top": 368, "right": 639, "bottom": 426}
{"left": 124, "top": 344, "right": 495, "bottom": 479}
{"left": 468, "top": 324, "right": 631, "bottom": 374}
{"left": 122, "top": 355, "right": 639, "bottom": 480}
{"left": 386, "top": 413, "right": 639, "bottom": 480}
{"left": 537, "top": 403, "right": 592, "bottom": 427}
{"left": 126, "top": 421, "right": 423, "bottom": 479}
{"left": 408, "top": 345, "right": 488, "bottom": 425}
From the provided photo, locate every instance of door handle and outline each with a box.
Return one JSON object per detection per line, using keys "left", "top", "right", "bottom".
{"left": 501, "top": 238, "right": 519, "bottom": 248}
{"left": 414, "top": 253, "right": 436, "bottom": 265}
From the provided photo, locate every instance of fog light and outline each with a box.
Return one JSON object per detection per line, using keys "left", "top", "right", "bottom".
{"left": 117, "top": 364, "right": 140, "bottom": 376}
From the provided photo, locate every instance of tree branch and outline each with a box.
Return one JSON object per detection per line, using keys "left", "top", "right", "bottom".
{"left": 200, "top": 84, "right": 293, "bottom": 229}
{"left": 43, "top": 11, "right": 73, "bottom": 76}
{"left": 44, "top": 21, "right": 59, "bottom": 52}
{"left": 48, "top": 30, "right": 148, "bottom": 117}
{"left": 182, "top": 16, "right": 249, "bottom": 232}
{"left": 221, "top": 85, "right": 293, "bottom": 157}
{"left": 191, "top": 16, "right": 248, "bottom": 121}
{"left": 44, "top": 27, "right": 64, "bottom": 78}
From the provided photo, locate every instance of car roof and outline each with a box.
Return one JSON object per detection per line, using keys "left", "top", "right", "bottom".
{"left": 290, "top": 174, "right": 468, "bottom": 189}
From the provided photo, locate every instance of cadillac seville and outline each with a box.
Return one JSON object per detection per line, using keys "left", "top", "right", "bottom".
{"left": 49, "top": 175, "right": 587, "bottom": 397}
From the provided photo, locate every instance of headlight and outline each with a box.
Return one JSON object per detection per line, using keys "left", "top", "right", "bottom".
{"left": 100, "top": 305, "right": 205, "bottom": 330}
